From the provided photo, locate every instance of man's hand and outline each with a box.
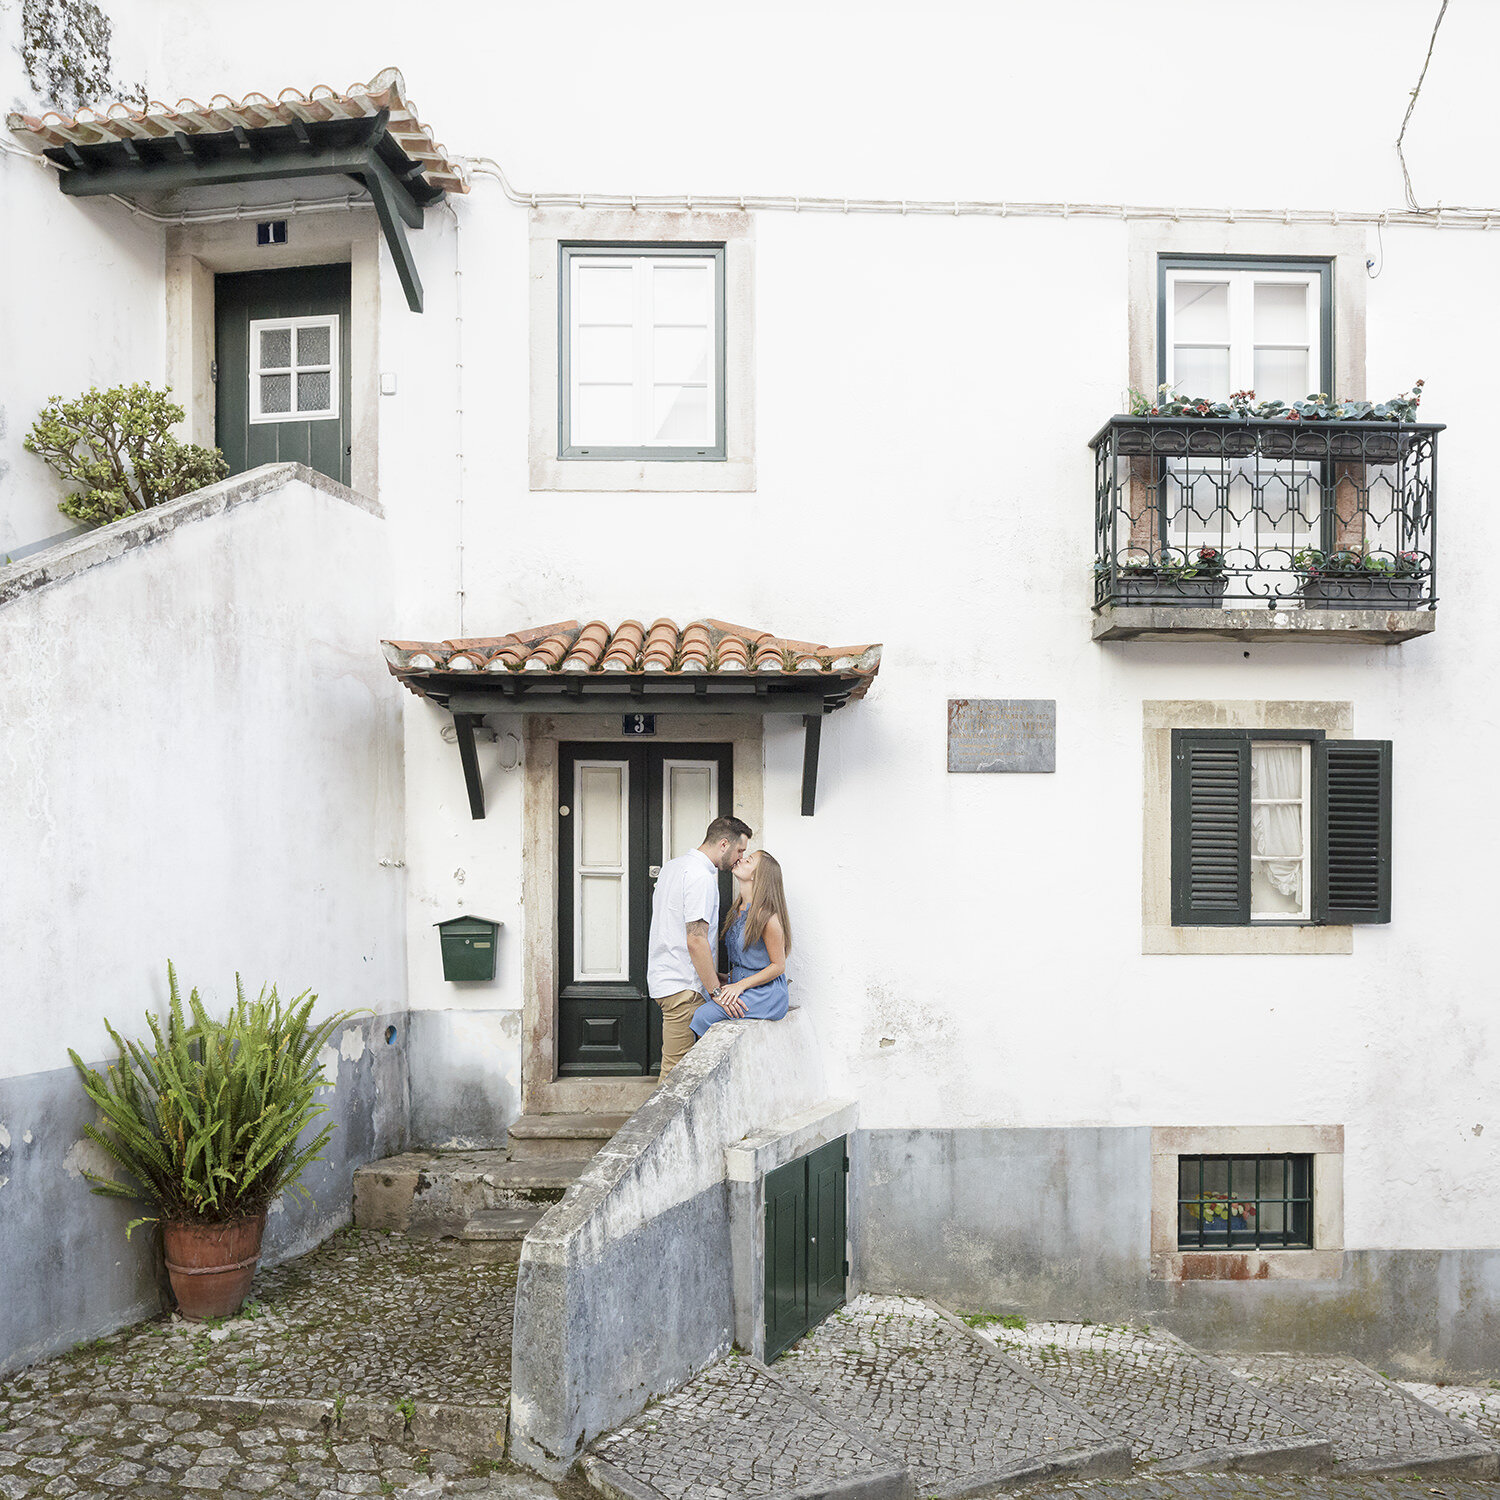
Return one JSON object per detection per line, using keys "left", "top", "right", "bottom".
{"left": 685, "top": 919, "right": 721, "bottom": 1001}
{"left": 717, "top": 981, "right": 749, "bottom": 1017}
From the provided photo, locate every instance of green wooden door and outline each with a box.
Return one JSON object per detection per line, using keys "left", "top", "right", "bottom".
{"left": 763, "top": 1136, "right": 848, "bottom": 1361}
{"left": 215, "top": 265, "right": 352, "bottom": 486}
{"left": 556, "top": 742, "right": 733, "bottom": 1076}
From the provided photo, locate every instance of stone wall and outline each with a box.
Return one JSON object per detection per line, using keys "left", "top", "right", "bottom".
{"left": 509, "top": 1011, "right": 828, "bottom": 1477}
{"left": 0, "top": 465, "right": 408, "bottom": 1375}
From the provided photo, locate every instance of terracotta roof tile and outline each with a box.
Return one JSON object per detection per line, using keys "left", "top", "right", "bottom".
{"left": 5, "top": 66, "right": 468, "bottom": 194}
{"left": 382, "top": 618, "right": 882, "bottom": 700}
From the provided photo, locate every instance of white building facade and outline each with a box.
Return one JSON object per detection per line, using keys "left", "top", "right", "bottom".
{"left": 3, "top": 0, "right": 1499, "bottom": 1375}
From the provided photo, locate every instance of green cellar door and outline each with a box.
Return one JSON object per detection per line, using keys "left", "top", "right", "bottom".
{"left": 763, "top": 1136, "right": 848, "bottom": 1361}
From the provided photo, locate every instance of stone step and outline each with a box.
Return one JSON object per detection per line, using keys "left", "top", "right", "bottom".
{"left": 774, "top": 1296, "right": 1132, "bottom": 1494}
{"left": 352, "top": 1149, "right": 591, "bottom": 1231}
{"left": 584, "top": 1353, "right": 910, "bottom": 1500}
{"left": 1229, "top": 1353, "right": 1500, "bottom": 1477}
{"left": 972, "top": 1318, "right": 1332, "bottom": 1473}
{"left": 506, "top": 1111, "right": 631, "bottom": 1161}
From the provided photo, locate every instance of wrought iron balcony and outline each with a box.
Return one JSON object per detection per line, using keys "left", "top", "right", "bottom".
{"left": 1090, "top": 415, "right": 1444, "bottom": 643}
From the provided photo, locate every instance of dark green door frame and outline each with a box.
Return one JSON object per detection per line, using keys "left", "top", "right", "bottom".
{"left": 556, "top": 741, "right": 733, "bottom": 1076}
{"left": 215, "top": 264, "right": 353, "bottom": 488}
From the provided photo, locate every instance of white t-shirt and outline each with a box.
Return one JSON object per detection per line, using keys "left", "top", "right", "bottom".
{"left": 647, "top": 848, "right": 721, "bottom": 1000}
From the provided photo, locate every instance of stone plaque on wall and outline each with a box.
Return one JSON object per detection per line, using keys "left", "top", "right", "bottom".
{"left": 947, "top": 699, "right": 1056, "bottom": 773}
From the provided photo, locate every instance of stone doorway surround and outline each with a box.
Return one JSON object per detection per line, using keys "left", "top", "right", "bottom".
{"left": 520, "top": 712, "right": 764, "bottom": 1116}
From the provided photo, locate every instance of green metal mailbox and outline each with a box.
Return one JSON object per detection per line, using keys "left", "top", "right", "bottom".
{"left": 435, "top": 916, "right": 502, "bottom": 982}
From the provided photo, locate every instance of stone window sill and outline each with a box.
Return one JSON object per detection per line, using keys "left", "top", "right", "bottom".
{"left": 1154, "top": 1249, "right": 1345, "bottom": 1283}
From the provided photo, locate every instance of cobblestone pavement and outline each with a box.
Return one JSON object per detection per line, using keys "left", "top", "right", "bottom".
{"left": 2, "top": 1230, "right": 513, "bottom": 1409}
{"left": 1226, "top": 1356, "right": 1500, "bottom": 1473}
{"left": 773, "top": 1295, "right": 1129, "bottom": 1492}
{"left": 973, "top": 1320, "right": 1325, "bottom": 1470}
{"left": 585, "top": 1353, "right": 906, "bottom": 1500}
{"left": 1402, "top": 1385, "right": 1500, "bottom": 1442}
{"left": 1036, "top": 1476, "right": 1500, "bottom": 1500}
{"left": 0, "top": 1228, "right": 577, "bottom": 1500}
{"left": 0, "top": 1397, "right": 570, "bottom": 1499}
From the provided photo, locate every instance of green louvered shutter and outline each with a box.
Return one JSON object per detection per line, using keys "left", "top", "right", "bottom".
{"left": 1316, "top": 739, "right": 1392, "bottom": 923}
{"left": 1171, "top": 731, "right": 1251, "bottom": 925}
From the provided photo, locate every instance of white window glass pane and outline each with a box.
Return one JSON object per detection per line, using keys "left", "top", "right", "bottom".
{"left": 297, "top": 371, "right": 331, "bottom": 411}
{"left": 297, "top": 325, "right": 331, "bottom": 365}
{"left": 580, "top": 766, "right": 624, "bottom": 866}
{"left": 576, "top": 324, "right": 635, "bottom": 384}
{"left": 260, "top": 373, "right": 291, "bottom": 413}
{"left": 1252, "top": 863, "right": 1302, "bottom": 917}
{"left": 653, "top": 385, "right": 710, "bottom": 443}
{"left": 653, "top": 326, "right": 710, "bottom": 384}
{"left": 1255, "top": 282, "right": 1310, "bottom": 345}
{"left": 573, "top": 385, "right": 635, "bottom": 445}
{"left": 579, "top": 875, "right": 623, "bottom": 975}
{"left": 652, "top": 262, "right": 711, "bottom": 324}
{"left": 1254, "top": 347, "right": 1311, "bottom": 406}
{"left": 1172, "top": 281, "right": 1229, "bottom": 342}
{"left": 1172, "top": 346, "right": 1230, "bottom": 399}
{"left": 259, "top": 327, "right": 292, "bottom": 369}
{"left": 667, "top": 766, "right": 714, "bottom": 861}
{"left": 1251, "top": 744, "right": 1304, "bottom": 916}
{"left": 576, "top": 264, "right": 634, "bottom": 324}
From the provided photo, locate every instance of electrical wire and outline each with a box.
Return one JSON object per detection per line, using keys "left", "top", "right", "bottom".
{"left": 1398, "top": 0, "right": 1451, "bottom": 212}
{"left": 459, "top": 154, "right": 1497, "bottom": 231}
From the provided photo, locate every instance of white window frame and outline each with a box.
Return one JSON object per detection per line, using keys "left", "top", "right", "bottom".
{"left": 1163, "top": 267, "right": 1322, "bottom": 403}
{"left": 662, "top": 759, "right": 719, "bottom": 865}
{"left": 573, "top": 758, "right": 631, "bottom": 983}
{"left": 1249, "top": 738, "right": 1312, "bottom": 924}
{"left": 559, "top": 244, "right": 726, "bottom": 461}
{"left": 248, "top": 314, "right": 340, "bottom": 424}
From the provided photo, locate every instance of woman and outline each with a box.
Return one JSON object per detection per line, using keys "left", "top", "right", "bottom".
{"left": 690, "top": 849, "right": 791, "bottom": 1037}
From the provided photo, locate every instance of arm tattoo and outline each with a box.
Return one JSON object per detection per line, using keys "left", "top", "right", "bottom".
{"left": 686, "top": 919, "right": 710, "bottom": 940}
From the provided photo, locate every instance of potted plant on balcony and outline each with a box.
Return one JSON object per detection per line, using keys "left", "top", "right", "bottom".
{"left": 1104, "top": 546, "right": 1229, "bottom": 606}
{"left": 70, "top": 965, "right": 360, "bottom": 1320}
{"left": 1115, "top": 382, "right": 1426, "bottom": 464}
{"left": 1294, "top": 546, "right": 1427, "bottom": 610}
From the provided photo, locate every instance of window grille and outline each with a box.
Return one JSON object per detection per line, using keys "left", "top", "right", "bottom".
{"left": 1177, "top": 1153, "right": 1312, "bottom": 1250}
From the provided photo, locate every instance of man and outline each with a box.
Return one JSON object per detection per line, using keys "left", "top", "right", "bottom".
{"left": 647, "top": 815, "right": 753, "bottom": 1080}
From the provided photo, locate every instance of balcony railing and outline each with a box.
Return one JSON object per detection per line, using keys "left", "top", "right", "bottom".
{"left": 1091, "top": 417, "right": 1443, "bottom": 617}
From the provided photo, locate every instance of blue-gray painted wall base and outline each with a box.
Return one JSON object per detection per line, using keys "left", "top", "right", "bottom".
{"left": 510, "top": 1182, "right": 733, "bottom": 1475}
{"left": 855, "top": 1127, "right": 1500, "bottom": 1377}
{"left": 0, "top": 1010, "right": 409, "bottom": 1379}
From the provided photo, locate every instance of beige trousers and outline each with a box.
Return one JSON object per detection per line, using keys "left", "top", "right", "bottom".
{"left": 655, "top": 988, "right": 702, "bottom": 1080}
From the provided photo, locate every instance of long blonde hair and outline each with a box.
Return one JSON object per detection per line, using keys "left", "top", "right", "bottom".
{"left": 722, "top": 850, "right": 793, "bottom": 953}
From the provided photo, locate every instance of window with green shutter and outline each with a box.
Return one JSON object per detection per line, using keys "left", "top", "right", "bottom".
{"left": 1171, "top": 729, "right": 1391, "bottom": 926}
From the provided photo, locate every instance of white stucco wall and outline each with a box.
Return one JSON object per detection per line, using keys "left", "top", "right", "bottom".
{"left": 0, "top": 469, "right": 406, "bottom": 1080}
{"left": 6, "top": 0, "right": 1500, "bottom": 1258}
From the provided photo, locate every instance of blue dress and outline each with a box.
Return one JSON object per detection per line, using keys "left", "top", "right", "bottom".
{"left": 690, "top": 908, "right": 790, "bottom": 1036}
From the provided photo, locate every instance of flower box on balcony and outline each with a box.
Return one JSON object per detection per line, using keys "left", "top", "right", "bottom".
{"left": 1299, "top": 575, "right": 1427, "bottom": 610}
{"left": 1259, "top": 427, "right": 1417, "bottom": 465}
{"left": 1114, "top": 425, "right": 1257, "bottom": 459}
{"left": 1113, "top": 575, "right": 1229, "bottom": 607}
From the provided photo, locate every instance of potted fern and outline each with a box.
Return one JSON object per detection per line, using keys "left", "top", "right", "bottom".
{"left": 70, "top": 966, "right": 361, "bottom": 1320}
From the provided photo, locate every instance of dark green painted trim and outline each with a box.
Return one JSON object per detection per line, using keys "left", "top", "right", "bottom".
{"left": 557, "top": 242, "right": 728, "bottom": 461}
{"left": 1155, "top": 254, "right": 1335, "bottom": 398}
{"left": 1171, "top": 729, "right": 1251, "bottom": 927}
{"left": 362, "top": 151, "right": 425, "bottom": 312}
{"left": 1315, "top": 738, "right": 1393, "bottom": 924}
{"left": 763, "top": 1136, "right": 848, "bottom": 1362}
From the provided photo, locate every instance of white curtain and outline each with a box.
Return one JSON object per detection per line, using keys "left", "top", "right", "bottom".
{"left": 1252, "top": 745, "right": 1303, "bottom": 901}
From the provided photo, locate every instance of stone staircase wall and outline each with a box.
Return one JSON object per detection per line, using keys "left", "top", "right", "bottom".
{"left": 509, "top": 1011, "right": 828, "bottom": 1478}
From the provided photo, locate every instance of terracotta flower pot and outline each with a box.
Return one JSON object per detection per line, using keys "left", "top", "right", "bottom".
{"left": 162, "top": 1213, "right": 266, "bottom": 1320}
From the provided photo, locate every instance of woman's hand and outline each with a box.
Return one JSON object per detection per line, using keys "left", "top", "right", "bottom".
{"left": 717, "top": 980, "right": 750, "bottom": 1017}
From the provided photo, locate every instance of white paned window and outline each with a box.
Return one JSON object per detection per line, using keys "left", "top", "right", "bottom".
{"left": 1165, "top": 268, "right": 1321, "bottom": 406}
{"left": 574, "top": 761, "right": 630, "bottom": 980}
{"left": 1164, "top": 265, "right": 1326, "bottom": 561}
{"left": 249, "top": 315, "right": 339, "bottom": 423}
{"left": 663, "top": 760, "right": 718, "bottom": 863}
{"left": 1249, "top": 740, "right": 1311, "bottom": 921}
{"left": 563, "top": 247, "right": 723, "bottom": 457}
